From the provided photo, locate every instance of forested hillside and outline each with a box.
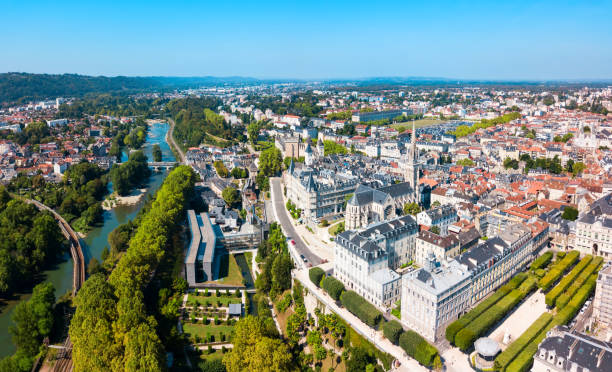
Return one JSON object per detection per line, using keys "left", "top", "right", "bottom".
{"left": 0, "top": 73, "right": 161, "bottom": 106}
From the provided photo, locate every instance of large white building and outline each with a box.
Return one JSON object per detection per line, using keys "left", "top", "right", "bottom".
{"left": 575, "top": 193, "right": 612, "bottom": 259}
{"left": 334, "top": 215, "right": 418, "bottom": 308}
{"left": 402, "top": 258, "right": 472, "bottom": 341}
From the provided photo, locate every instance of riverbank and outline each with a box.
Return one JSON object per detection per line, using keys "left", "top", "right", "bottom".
{"left": 102, "top": 188, "right": 148, "bottom": 210}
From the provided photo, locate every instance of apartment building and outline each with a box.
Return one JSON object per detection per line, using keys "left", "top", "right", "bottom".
{"left": 402, "top": 258, "right": 472, "bottom": 341}
{"left": 417, "top": 204, "right": 458, "bottom": 235}
{"left": 414, "top": 230, "right": 460, "bottom": 267}
{"left": 532, "top": 326, "right": 611, "bottom": 372}
{"left": 594, "top": 263, "right": 612, "bottom": 330}
{"left": 334, "top": 215, "right": 418, "bottom": 308}
{"left": 575, "top": 193, "right": 612, "bottom": 259}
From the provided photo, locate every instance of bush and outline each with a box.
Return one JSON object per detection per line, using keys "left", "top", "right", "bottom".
{"left": 399, "top": 330, "right": 439, "bottom": 368}
{"left": 545, "top": 255, "right": 592, "bottom": 307}
{"left": 538, "top": 251, "right": 579, "bottom": 291}
{"left": 534, "top": 268, "right": 546, "bottom": 278}
{"left": 340, "top": 291, "right": 382, "bottom": 327}
{"left": 557, "top": 257, "right": 603, "bottom": 309}
{"left": 309, "top": 267, "right": 326, "bottom": 288}
{"left": 530, "top": 251, "right": 553, "bottom": 271}
{"left": 456, "top": 287, "right": 532, "bottom": 351}
{"left": 322, "top": 277, "right": 345, "bottom": 301}
{"left": 556, "top": 251, "right": 566, "bottom": 260}
{"left": 382, "top": 320, "right": 403, "bottom": 344}
{"left": 445, "top": 275, "right": 525, "bottom": 344}
{"left": 494, "top": 313, "right": 553, "bottom": 371}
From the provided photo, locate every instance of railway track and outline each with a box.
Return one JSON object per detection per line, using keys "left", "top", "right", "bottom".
{"left": 26, "top": 199, "right": 86, "bottom": 294}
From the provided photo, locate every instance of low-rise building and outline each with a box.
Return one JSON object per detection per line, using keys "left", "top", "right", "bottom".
{"left": 415, "top": 230, "right": 460, "bottom": 266}
{"left": 575, "top": 193, "right": 612, "bottom": 259}
{"left": 417, "top": 204, "right": 458, "bottom": 235}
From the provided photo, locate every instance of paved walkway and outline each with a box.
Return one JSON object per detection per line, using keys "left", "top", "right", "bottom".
{"left": 293, "top": 269, "right": 427, "bottom": 372}
{"left": 489, "top": 290, "right": 546, "bottom": 347}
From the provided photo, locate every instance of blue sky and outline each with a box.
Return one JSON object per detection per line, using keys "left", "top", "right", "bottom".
{"left": 1, "top": 0, "right": 611, "bottom": 80}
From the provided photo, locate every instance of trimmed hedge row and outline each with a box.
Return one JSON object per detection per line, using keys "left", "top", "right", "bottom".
{"left": 382, "top": 320, "right": 403, "bottom": 344}
{"left": 530, "top": 251, "right": 553, "bottom": 271}
{"left": 399, "top": 330, "right": 439, "bottom": 368}
{"left": 505, "top": 271, "right": 600, "bottom": 372}
{"left": 445, "top": 273, "right": 527, "bottom": 343}
{"left": 340, "top": 290, "right": 382, "bottom": 327}
{"left": 494, "top": 313, "right": 553, "bottom": 371}
{"left": 538, "top": 251, "right": 579, "bottom": 291}
{"left": 321, "top": 276, "right": 345, "bottom": 300}
{"left": 556, "top": 257, "right": 602, "bottom": 309}
{"left": 545, "top": 255, "right": 592, "bottom": 307}
{"left": 309, "top": 267, "right": 325, "bottom": 287}
{"left": 455, "top": 287, "right": 530, "bottom": 351}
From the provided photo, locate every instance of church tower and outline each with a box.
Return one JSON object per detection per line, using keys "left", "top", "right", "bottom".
{"left": 405, "top": 119, "right": 420, "bottom": 202}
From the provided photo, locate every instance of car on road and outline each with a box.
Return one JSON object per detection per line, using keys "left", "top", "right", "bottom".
{"left": 300, "top": 254, "right": 308, "bottom": 263}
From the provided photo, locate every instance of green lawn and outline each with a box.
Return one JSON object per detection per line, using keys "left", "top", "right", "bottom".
{"left": 390, "top": 118, "right": 445, "bottom": 131}
{"left": 328, "top": 221, "right": 345, "bottom": 237}
{"left": 183, "top": 323, "right": 235, "bottom": 343}
{"left": 212, "top": 254, "right": 244, "bottom": 286}
{"left": 187, "top": 293, "right": 242, "bottom": 307}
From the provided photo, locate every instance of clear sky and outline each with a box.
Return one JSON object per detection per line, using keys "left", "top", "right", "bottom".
{"left": 1, "top": 0, "right": 611, "bottom": 80}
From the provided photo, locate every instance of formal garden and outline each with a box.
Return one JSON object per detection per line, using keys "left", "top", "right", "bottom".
{"left": 182, "top": 288, "right": 245, "bottom": 346}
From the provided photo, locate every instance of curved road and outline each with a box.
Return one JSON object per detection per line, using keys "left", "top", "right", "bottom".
{"left": 270, "top": 177, "right": 322, "bottom": 266}
{"left": 166, "top": 117, "right": 185, "bottom": 163}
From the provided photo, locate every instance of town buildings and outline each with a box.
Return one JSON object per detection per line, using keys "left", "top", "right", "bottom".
{"left": 575, "top": 193, "right": 612, "bottom": 259}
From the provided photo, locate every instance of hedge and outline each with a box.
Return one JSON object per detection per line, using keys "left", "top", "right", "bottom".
{"left": 382, "top": 320, "right": 403, "bottom": 344}
{"left": 530, "top": 251, "right": 553, "bottom": 271}
{"left": 494, "top": 313, "right": 553, "bottom": 371}
{"left": 321, "top": 276, "right": 345, "bottom": 300}
{"left": 309, "top": 267, "right": 325, "bottom": 287}
{"left": 554, "top": 274, "right": 597, "bottom": 326}
{"left": 507, "top": 271, "right": 600, "bottom": 372}
{"left": 555, "top": 257, "right": 602, "bottom": 309}
{"left": 399, "top": 330, "right": 439, "bottom": 368}
{"left": 545, "top": 255, "right": 592, "bottom": 307}
{"left": 455, "top": 283, "right": 534, "bottom": 351}
{"left": 538, "top": 250, "right": 579, "bottom": 290}
{"left": 445, "top": 274, "right": 526, "bottom": 343}
{"left": 340, "top": 290, "right": 382, "bottom": 327}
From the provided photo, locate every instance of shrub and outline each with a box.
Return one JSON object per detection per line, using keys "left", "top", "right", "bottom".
{"left": 545, "top": 255, "right": 592, "bottom": 307}
{"left": 494, "top": 313, "right": 553, "bottom": 371}
{"left": 322, "top": 277, "right": 345, "bottom": 301}
{"left": 538, "top": 251, "right": 579, "bottom": 291}
{"left": 399, "top": 331, "right": 439, "bottom": 368}
{"left": 235, "top": 289, "right": 241, "bottom": 297}
{"left": 557, "top": 257, "right": 603, "bottom": 309}
{"left": 456, "top": 288, "right": 531, "bottom": 351}
{"left": 530, "top": 251, "right": 553, "bottom": 271}
{"left": 340, "top": 290, "right": 382, "bottom": 327}
{"left": 445, "top": 276, "right": 525, "bottom": 344}
{"left": 309, "top": 267, "right": 326, "bottom": 288}
{"left": 382, "top": 320, "right": 403, "bottom": 344}
{"left": 534, "top": 268, "right": 546, "bottom": 278}
{"left": 276, "top": 292, "right": 293, "bottom": 313}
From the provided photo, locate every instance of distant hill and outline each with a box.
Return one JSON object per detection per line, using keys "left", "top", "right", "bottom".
{"left": 0, "top": 73, "right": 163, "bottom": 106}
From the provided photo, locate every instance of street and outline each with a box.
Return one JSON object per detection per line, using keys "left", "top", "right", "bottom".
{"left": 269, "top": 177, "right": 323, "bottom": 266}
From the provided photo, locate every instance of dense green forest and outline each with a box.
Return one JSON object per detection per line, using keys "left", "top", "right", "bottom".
{"left": 69, "top": 165, "right": 196, "bottom": 372}
{"left": 0, "top": 283, "right": 56, "bottom": 372}
{"left": 0, "top": 121, "right": 55, "bottom": 146}
{"left": 0, "top": 73, "right": 162, "bottom": 106}
{"left": 8, "top": 161, "right": 107, "bottom": 232}
{"left": 165, "top": 97, "right": 244, "bottom": 148}
{"left": 0, "top": 187, "right": 65, "bottom": 297}
{"left": 109, "top": 150, "right": 151, "bottom": 195}
{"left": 58, "top": 94, "right": 166, "bottom": 118}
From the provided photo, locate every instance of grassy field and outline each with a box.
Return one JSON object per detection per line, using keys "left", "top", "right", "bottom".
{"left": 183, "top": 323, "right": 235, "bottom": 342}
{"left": 390, "top": 118, "right": 445, "bottom": 131}
{"left": 187, "top": 293, "right": 242, "bottom": 307}
{"left": 214, "top": 253, "right": 244, "bottom": 286}
{"left": 328, "top": 221, "right": 345, "bottom": 237}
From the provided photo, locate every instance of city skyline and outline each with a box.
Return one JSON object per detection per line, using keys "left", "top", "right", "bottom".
{"left": 2, "top": 0, "right": 611, "bottom": 80}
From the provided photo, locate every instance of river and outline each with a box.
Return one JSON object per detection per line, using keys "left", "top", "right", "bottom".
{"left": 0, "top": 122, "right": 175, "bottom": 358}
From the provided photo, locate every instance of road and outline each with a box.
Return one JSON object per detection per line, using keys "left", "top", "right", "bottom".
{"left": 166, "top": 117, "right": 185, "bottom": 163}
{"left": 269, "top": 177, "right": 322, "bottom": 266}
